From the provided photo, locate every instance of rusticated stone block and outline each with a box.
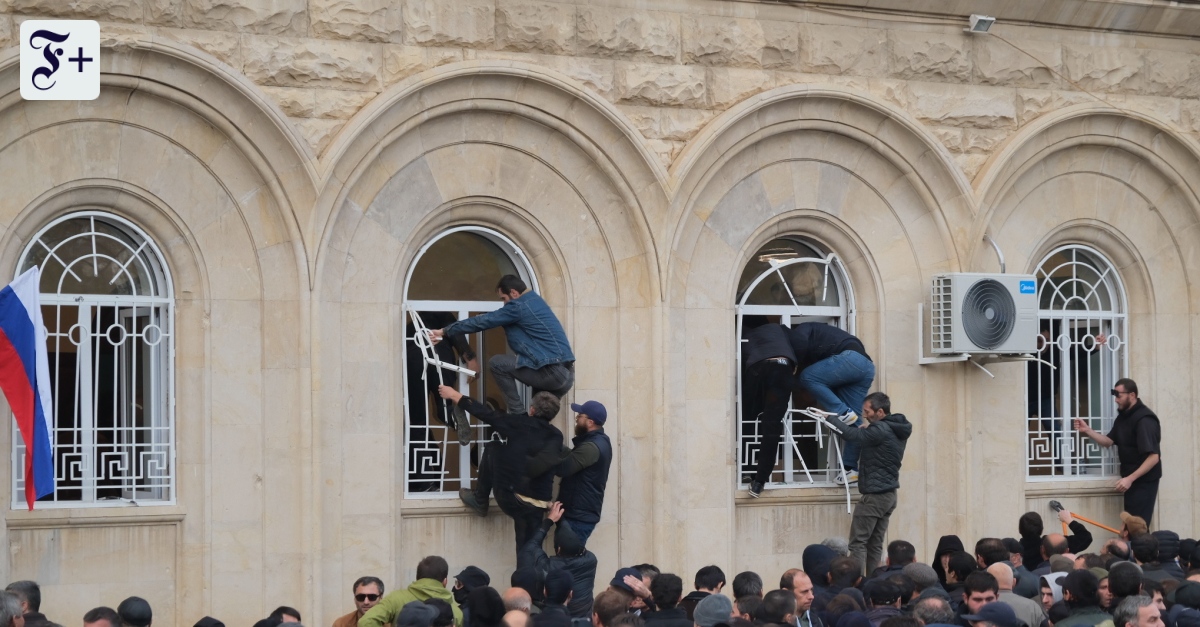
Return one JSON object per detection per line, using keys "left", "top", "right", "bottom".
{"left": 681, "top": 15, "right": 797, "bottom": 69}
{"left": 146, "top": 0, "right": 184, "bottom": 27}
{"left": 496, "top": 0, "right": 573, "bottom": 55}
{"left": 1182, "top": 101, "right": 1200, "bottom": 134}
{"left": 929, "top": 127, "right": 963, "bottom": 153}
{"left": 3, "top": 0, "right": 142, "bottom": 22}
{"left": 381, "top": 46, "right": 464, "bottom": 86}
{"left": 708, "top": 67, "right": 774, "bottom": 108}
{"left": 0, "top": 15, "right": 11, "bottom": 49}
{"left": 974, "top": 37, "right": 1060, "bottom": 88}
{"left": 263, "top": 86, "right": 375, "bottom": 119}
{"left": 99, "top": 22, "right": 150, "bottom": 52}
{"left": 799, "top": 23, "right": 886, "bottom": 76}
{"left": 244, "top": 37, "right": 380, "bottom": 90}
{"left": 619, "top": 105, "right": 713, "bottom": 142}
{"left": 292, "top": 117, "right": 344, "bottom": 154}
{"left": 962, "top": 128, "right": 1010, "bottom": 154}
{"left": 889, "top": 31, "right": 971, "bottom": 82}
{"left": 616, "top": 63, "right": 706, "bottom": 107}
{"left": 161, "top": 28, "right": 243, "bottom": 68}
{"left": 1063, "top": 45, "right": 1144, "bottom": 93}
{"left": 310, "top": 0, "right": 400, "bottom": 43}
{"left": 186, "top": 0, "right": 307, "bottom": 36}
{"left": 895, "top": 83, "right": 1017, "bottom": 129}
{"left": 1015, "top": 88, "right": 1092, "bottom": 124}
{"left": 578, "top": 6, "right": 679, "bottom": 62}
{"left": 1142, "top": 49, "right": 1200, "bottom": 99}
{"left": 403, "top": 0, "right": 494, "bottom": 47}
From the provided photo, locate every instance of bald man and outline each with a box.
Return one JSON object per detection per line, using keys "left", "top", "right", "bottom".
{"left": 988, "top": 563, "right": 1045, "bottom": 627}
{"left": 503, "top": 610, "right": 530, "bottom": 627}
{"left": 503, "top": 588, "right": 533, "bottom": 615}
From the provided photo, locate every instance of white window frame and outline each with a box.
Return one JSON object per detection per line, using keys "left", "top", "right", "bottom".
{"left": 735, "top": 239, "right": 855, "bottom": 491}
{"left": 13, "top": 211, "right": 175, "bottom": 508}
{"left": 401, "top": 226, "right": 537, "bottom": 499}
{"left": 1026, "top": 244, "right": 1126, "bottom": 481}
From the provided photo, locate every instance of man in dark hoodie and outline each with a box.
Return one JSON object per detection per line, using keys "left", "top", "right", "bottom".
{"left": 820, "top": 392, "right": 911, "bottom": 575}
{"left": 1017, "top": 511, "right": 1092, "bottom": 572}
{"left": 1149, "top": 531, "right": 1186, "bottom": 580}
{"left": 803, "top": 545, "right": 839, "bottom": 603}
{"left": 519, "top": 502, "right": 598, "bottom": 620}
{"left": 680, "top": 566, "right": 725, "bottom": 621}
{"left": 934, "top": 537, "right": 967, "bottom": 587}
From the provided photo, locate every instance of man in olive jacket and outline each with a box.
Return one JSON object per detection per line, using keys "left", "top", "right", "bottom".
{"left": 822, "top": 392, "right": 912, "bottom": 575}
{"left": 359, "top": 556, "right": 463, "bottom": 627}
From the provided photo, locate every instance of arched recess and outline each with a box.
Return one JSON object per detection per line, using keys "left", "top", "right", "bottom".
{"left": 313, "top": 64, "right": 663, "bottom": 626}
{"left": 662, "top": 84, "right": 972, "bottom": 579}
{"left": 0, "top": 42, "right": 311, "bottom": 626}
{"left": 971, "top": 105, "right": 1200, "bottom": 534}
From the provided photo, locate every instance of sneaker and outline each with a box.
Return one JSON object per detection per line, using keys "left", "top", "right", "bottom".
{"left": 837, "top": 410, "right": 858, "bottom": 426}
{"left": 452, "top": 405, "right": 471, "bottom": 446}
{"left": 748, "top": 480, "right": 765, "bottom": 498}
{"left": 459, "top": 488, "right": 488, "bottom": 517}
{"left": 834, "top": 469, "right": 858, "bottom": 486}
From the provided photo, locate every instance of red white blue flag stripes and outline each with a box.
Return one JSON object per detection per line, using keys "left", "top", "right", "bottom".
{"left": 0, "top": 267, "right": 55, "bottom": 509}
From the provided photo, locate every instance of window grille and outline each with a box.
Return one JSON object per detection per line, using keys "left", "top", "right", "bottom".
{"left": 402, "top": 227, "right": 537, "bottom": 497}
{"left": 736, "top": 238, "right": 855, "bottom": 491}
{"left": 13, "top": 212, "right": 174, "bottom": 507}
{"left": 1026, "top": 245, "right": 1125, "bottom": 480}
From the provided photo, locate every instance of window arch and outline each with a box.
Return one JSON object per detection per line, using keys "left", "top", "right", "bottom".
{"left": 14, "top": 211, "right": 175, "bottom": 507}
{"left": 402, "top": 227, "right": 537, "bottom": 497}
{"left": 1026, "top": 245, "right": 1126, "bottom": 479}
{"left": 736, "top": 237, "right": 854, "bottom": 490}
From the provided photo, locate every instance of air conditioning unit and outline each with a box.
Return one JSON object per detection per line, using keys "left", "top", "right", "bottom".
{"left": 930, "top": 273, "right": 1038, "bottom": 354}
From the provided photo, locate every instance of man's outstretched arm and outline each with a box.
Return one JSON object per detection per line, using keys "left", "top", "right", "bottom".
{"left": 1073, "top": 419, "right": 1114, "bottom": 447}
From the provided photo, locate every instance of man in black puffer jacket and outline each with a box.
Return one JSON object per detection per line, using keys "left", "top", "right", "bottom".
{"left": 822, "top": 391, "right": 911, "bottom": 576}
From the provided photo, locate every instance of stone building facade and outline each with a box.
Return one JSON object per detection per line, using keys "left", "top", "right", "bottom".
{"left": 0, "top": 0, "right": 1198, "bottom": 625}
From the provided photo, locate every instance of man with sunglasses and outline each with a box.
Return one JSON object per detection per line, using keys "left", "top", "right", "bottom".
{"left": 1073, "top": 378, "right": 1162, "bottom": 523}
{"left": 334, "top": 576, "right": 385, "bottom": 627}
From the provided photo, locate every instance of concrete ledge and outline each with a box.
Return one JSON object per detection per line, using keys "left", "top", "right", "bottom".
{"left": 6, "top": 505, "right": 186, "bottom": 529}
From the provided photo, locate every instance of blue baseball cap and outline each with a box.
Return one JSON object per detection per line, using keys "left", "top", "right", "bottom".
{"left": 570, "top": 400, "right": 607, "bottom": 425}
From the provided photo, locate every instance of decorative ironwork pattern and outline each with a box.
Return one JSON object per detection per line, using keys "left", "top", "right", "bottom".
{"left": 1026, "top": 246, "right": 1124, "bottom": 480}
{"left": 13, "top": 212, "right": 175, "bottom": 507}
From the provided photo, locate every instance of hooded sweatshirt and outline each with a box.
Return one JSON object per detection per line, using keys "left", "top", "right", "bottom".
{"left": 933, "top": 536, "right": 965, "bottom": 585}
{"left": 359, "top": 579, "right": 464, "bottom": 627}
{"left": 1039, "top": 573, "right": 1068, "bottom": 608}
{"left": 804, "top": 545, "right": 838, "bottom": 597}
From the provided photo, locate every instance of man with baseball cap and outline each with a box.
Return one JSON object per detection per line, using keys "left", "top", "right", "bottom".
{"left": 555, "top": 400, "right": 612, "bottom": 545}
{"left": 962, "top": 602, "right": 1024, "bottom": 627}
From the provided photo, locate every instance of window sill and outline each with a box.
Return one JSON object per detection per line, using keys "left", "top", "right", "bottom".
{"left": 400, "top": 497, "right": 496, "bottom": 518}
{"left": 6, "top": 505, "right": 185, "bottom": 529}
{"left": 736, "top": 485, "right": 860, "bottom": 506}
{"left": 1025, "top": 481, "right": 1119, "bottom": 496}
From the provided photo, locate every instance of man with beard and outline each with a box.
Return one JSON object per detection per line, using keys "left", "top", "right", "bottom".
{"left": 1074, "top": 378, "right": 1162, "bottom": 523}
{"left": 555, "top": 400, "right": 612, "bottom": 546}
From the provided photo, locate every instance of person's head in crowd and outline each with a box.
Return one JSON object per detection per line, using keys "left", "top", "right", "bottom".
{"left": 1099, "top": 578, "right": 1113, "bottom": 610}
{"left": 789, "top": 572, "right": 815, "bottom": 614}
{"left": 592, "top": 590, "right": 630, "bottom": 627}
{"left": 834, "top": 611, "right": 870, "bottom": 627}
{"left": 962, "top": 572, "right": 1000, "bottom": 615}
{"left": 1049, "top": 556, "right": 1075, "bottom": 574}
{"left": 902, "top": 564, "right": 938, "bottom": 594}
{"left": 694, "top": 566, "right": 726, "bottom": 594}
{"left": 467, "top": 587, "right": 505, "bottom": 627}
{"left": 193, "top": 617, "right": 224, "bottom": 627}
{"left": 692, "top": 594, "right": 732, "bottom": 627}
{"left": 801, "top": 545, "right": 837, "bottom": 595}
{"left": 887, "top": 541, "right": 916, "bottom": 568}
{"left": 1159, "top": 578, "right": 1180, "bottom": 601}
{"left": 1113, "top": 595, "right": 1161, "bottom": 627}
{"left": 83, "top": 607, "right": 121, "bottom": 627}
{"left": 604, "top": 569, "right": 636, "bottom": 611}
{"left": 4, "top": 581, "right": 41, "bottom": 616}
{"left": 975, "top": 539, "right": 1008, "bottom": 569}
{"left": 823, "top": 595, "right": 862, "bottom": 626}
{"left": 885, "top": 575, "right": 915, "bottom": 606}
{"left": 986, "top": 563, "right": 1015, "bottom": 592}
{"left": 1039, "top": 573, "right": 1067, "bottom": 611}
{"left": 726, "top": 619, "right": 755, "bottom": 627}
{"left": 117, "top": 597, "right": 152, "bottom": 627}
{"left": 650, "top": 573, "right": 684, "bottom": 610}
{"left": 351, "top": 576, "right": 385, "bottom": 618}
{"left": 426, "top": 599, "right": 454, "bottom": 627}
{"left": 1139, "top": 580, "right": 1165, "bottom": 613}
{"left": 962, "top": 602, "right": 1021, "bottom": 627}
{"left": 1109, "top": 562, "right": 1145, "bottom": 600}
{"left": 733, "top": 572, "right": 763, "bottom": 600}
{"left": 757, "top": 590, "right": 796, "bottom": 627}
{"left": 397, "top": 601, "right": 439, "bottom": 627}
{"left": 1152, "top": 532, "right": 1180, "bottom": 563}
{"left": 878, "top": 618, "right": 921, "bottom": 627}
{"left": 419, "top": 556, "right": 452, "bottom": 586}
{"left": 251, "top": 619, "right": 280, "bottom": 627}
{"left": 830, "top": 557, "right": 864, "bottom": 590}
{"left": 1121, "top": 513, "right": 1149, "bottom": 541}
{"left": 455, "top": 567, "right": 492, "bottom": 605}
{"left": 911, "top": 596, "right": 956, "bottom": 626}
{"left": 934, "top": 536, "right": 966, "bottom": 585}
{"left": 609, "top": 615, "right": 644, "bottom": 627}
{"left": 1180, "top": 540, "right": 1198, "bottom": 570}
{"left": 1002, "top": 538, "right": 1025, "bottom": 569}
{"left": 502, "top": 588, "right": 531, "bottom": 614}
{"left": 780, "top": 569, "right": 801, "bottom": 591}
{"left": 947, "top": 551, "right": 979, "bottom": 585}
{"left": 0, "top": 592, "right": 22, "bottom": 627}
{"left": 1047, "top": 600, "right": 1070, "bottom": 626}
{"left": 823, "top": 538, "right": 851, "bottom": 558}
{"left": 1105, "top": 540, "right": 1132, "bottom": 563}
{"left": 269, "top": 607, "right": 301, "bottom": 623}
{"left": 529, "top": 392, "right": 561, "bottom": 422}
{"left": 1019, "top": 512, "right": 1045, "bottom": 540}
{"left": 502, "top": 611, "right": 528, "bottom": 627}
{"left": 1132, "top": 535, "right": 1160, "bottom": 566}
{"left": 1175, "top": 581, "right": 1200, "bottom": 609}
{"left": 544, "top": 570, "right": 574, "bottom": 607}
{"left": 1042, "top": 535, "right": 1070, "bottom": 562}
{"left": 863, "top": 579, "right": 900, "bottom": 609}
{"left": 734, "top": 596, "right": 762, "bottom": 621}
{"left": 1061, "top": 570, "right": 1101, "bottom": 609}
{"left": 1076, "top": 554, "right": 1107, "bottom": 571}
{"left": 629, "top": 565, "right": 659, "bottom": 613}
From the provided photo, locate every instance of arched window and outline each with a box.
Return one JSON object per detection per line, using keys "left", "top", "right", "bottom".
{"left": 402, "top": 227, "right": 537, "bottom": 497}
{"left": 14, "top": 212, "right": 174, "bottom": 507}
{"left": 736, "top": 237, "right": 854, "bottom": 490}
{"left": 1026, "top": 245, "right": 1125, "bottom": 479}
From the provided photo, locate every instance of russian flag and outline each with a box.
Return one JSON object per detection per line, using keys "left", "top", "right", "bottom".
{"left": 0, "top": 267, "right": 55, "bottom": 509}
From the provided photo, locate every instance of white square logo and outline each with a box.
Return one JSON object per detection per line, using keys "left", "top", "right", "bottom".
{"left": 20, "top": 20, "right": 100, "bottom": 101}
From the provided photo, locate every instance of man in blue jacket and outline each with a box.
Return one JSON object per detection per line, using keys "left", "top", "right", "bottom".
{"left": 431, "top": 275, "right": 575, "bottom": 415}
{"left": 556, "top": 400, "right": 612, "bottom": 546}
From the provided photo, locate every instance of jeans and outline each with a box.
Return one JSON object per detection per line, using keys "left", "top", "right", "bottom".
{"left": 1123, "top": 478, "right": 1158, "bottom": 524}
{"left": 490, "top": 354, "right": 575, "bottom": 414}
{"left": 798, "top": 351, "right": 875, "bottom": 470}
{"left": 561, "top": 519, "right": 596, "bottom": 546}
{"left": 750, "top": 359, "right": 795, "bottom": 485}
{"left": 849, "top": 490, "right": 897, "bottom": 575}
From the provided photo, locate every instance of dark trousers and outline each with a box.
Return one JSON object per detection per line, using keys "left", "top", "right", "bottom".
{"left": 490, "top": 355, "right": 574, "bottom": 414}
{"left": 495, "top": 489, "right": 544, "bottom": 552}
{"left": 752, "top": 359, "right": 795, "bottom": 484}
{"left": 1123, "top": 478, "right": 1159, "bottom": 524}
{"left": 849, "top": 490, "right": 897, "bottom": 574}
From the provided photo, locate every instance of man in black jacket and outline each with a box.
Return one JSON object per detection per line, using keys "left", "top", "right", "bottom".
{"left": 640, "top": 574, "right": 693, "bottom": 627}
{"left": 740, "top": 321, "right": 798, "bottom": 498}
{"left": 519, "top": 503, "right": 597, "bottom": 621}
{"left": 1074, "top": 377, "right": 1162, "bottom": 523}
{"left": 556, "top": 400, "right": 612, "bottom": 546}
{"left": 1017, "top": 511, "right": 1092, "bottom": 574}
{"left": 439, "top": 385, "right": 564, "bottom": 552}
{"left": 822, "top": 392, "right": 910, "bottom": 575}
